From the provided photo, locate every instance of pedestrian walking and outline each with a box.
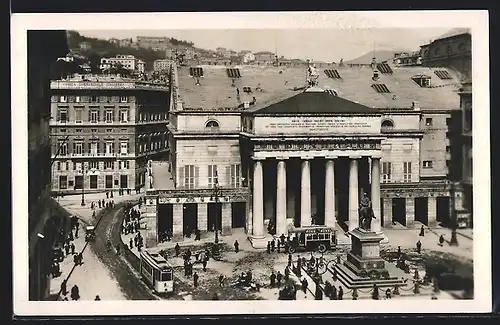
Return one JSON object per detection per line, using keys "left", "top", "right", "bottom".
{"left": 331, "top": 285, "right": 337, "bottom": 300}
{"left": 315, "top": 285, "right": 323, "bottom": 300}
{"left": 416, "top": 240, "right": 422, "bottom": 254}
{"left": 64, "top": 244, "right": 70, "bottom": 256}
{"left": 270, "top": 271, "right": 276, "bottom": 287}
{"left": 75, "top": 228, "right": 79, "bottom": 238}
{"left": 419, "top": 225, "right": 425, "bottom": 237}
{"left": 116, "top": 244, "right": 121, "bottom": 255}
{"left": 372, "top": 284, "right": 380, "bottom": 300}
{"left": 276, "top": 271, "right": 283, "bottom": 287}
{"left": 337, "top": 286, "right": 343, "bottom": 300}
{"left": 234, "top": 240, "right": 239, "bottom": 253}
{"left": 301, "top": 278, "right": 308, "bottom": 294}
{"left": 70, "top": 285, "right": 80, "bottom": 301}
{"left": 95, "top": 295, "right": 101, "bottom": 301}
{"left": 60, "top": 279, "right": 67, "bottom": 296}
{"left": 271, "top": 240, "right": 275, "bottom": 252}
{"left": 439, "top": 234, "right": 445, "bottom": 246}
{"left": 397, "top": 245, "right": 401, "bottom": 257}
{"left": 129, "top": 238, "right": 133, "bottom": 249}
{"left": 385, "top": 288, "right": 392, "bottom": 299}
{"left": 277, "top": 240, "right": 281, "bottom": 253}
{"left": 266, "top": 241, "right": 271, "bottom": 254}
{"left": 193, "top": 272, "right": 199, "bottom": 288}
{"left": 202, "top": 259, "right": 207, "bottom": 272}
{"left": 219, "top": 274, "right": 225, "bottom": 287}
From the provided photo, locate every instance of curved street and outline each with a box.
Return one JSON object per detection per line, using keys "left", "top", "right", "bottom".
{"left": 90, "top": 204, "right": 156, "bottom": 300}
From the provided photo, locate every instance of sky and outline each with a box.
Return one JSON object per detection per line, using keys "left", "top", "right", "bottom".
{"left": 77, "top": 28, "right": 452, "bottom": 63}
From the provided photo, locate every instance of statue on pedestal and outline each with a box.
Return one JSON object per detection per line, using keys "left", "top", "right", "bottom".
{"left": 306, "top": 63, "right": 320, "bottom": 87}
{"left": 359, "top": 192, "right": 375, "bottom": 231}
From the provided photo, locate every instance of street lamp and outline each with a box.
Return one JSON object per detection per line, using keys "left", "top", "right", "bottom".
{"left": 210, "top": 171, "right": 223, "bottom": 244}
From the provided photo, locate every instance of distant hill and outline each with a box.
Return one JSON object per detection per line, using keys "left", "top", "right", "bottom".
{"left": 345, "top": 49, "right": 409, "bottom": 65}
{"left": 66, "top": 31, "right": 191, "bottom": 71}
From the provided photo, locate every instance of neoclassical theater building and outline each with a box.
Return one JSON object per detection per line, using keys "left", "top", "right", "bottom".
{"left": 143, "top": 61, "right": 465, "bottom": 248}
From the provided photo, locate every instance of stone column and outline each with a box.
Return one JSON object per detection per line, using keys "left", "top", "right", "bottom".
{"left": 221, "top": 202, "right": 232, "bottom": 235}
{"left": 348, "top": 157, "right": 360, "bottom": 231}
{"left": 300, "top": 158, "right": 312, "bottom": 227}
{"left": 324, "top": 158, "right": 336, "bottom": 228}
{"left": 252, "top": 159, "right": 264, "bottom": 238}
{"left": 427, "top": 196, "right": 437, "bottom": 227}
{"left": 276, "top": 158, "right": 288, "bottom": 236}
{"left": 198, "top": 203, "right": 208, "bottom": 231}
{"left": 406, "top": 197, "right": 415, "bottom": 228}
{"left": 382, "top": 198, "right": 393, "bottom": 228}
{"left": 371, "top": 157, "right": 382, "bottom": 233}
{"left": 144, "top": 196, "right": 158, "bottom": 248}
{"left": 172, "top": 203, "right": 183, "bottom": 241}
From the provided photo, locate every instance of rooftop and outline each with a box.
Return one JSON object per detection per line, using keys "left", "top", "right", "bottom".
{"left": 175, "top": 65, "right": 462, "bottom": 111}
{"left": 51, "top": 74, "right": 169, "bottom": 91}
{"left": 434, "top": 28, "right": 471, "bottom": 41}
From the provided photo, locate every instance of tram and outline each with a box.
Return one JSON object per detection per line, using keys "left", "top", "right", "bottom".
{"left": 287, "top": 226, "right": 337, "bottom": 253}
{"left": 139, "top": 250, "right": 174, "bottom": 294}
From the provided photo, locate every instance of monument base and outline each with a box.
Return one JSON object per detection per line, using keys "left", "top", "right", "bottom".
{"left": 335, "top": 228, "right": 405, "bottom": 289}
{"left": 248, "top": 235, "right": 269, "bottom": 249}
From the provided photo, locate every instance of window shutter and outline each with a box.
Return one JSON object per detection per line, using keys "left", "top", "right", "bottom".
{"left": 178, "top": 166, "right": 184, "bottom": 188}
{"left": 226, "top": 165, "right": 231, "bottom": 186}
{"left": 97, "top": 142, "right": 100, "bottom": 154}
{"left": 72, "top": 142, "right": 75, "bottom": 154}
{"left": 112, "top": 143, "right": 115, "bottom": 154}
{"left": 195, "top": 166, "right": 200, "bottom": 188}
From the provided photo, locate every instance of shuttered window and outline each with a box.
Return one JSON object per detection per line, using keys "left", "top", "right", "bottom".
{"left": 208, "top": 165, "right": 218, "bottom": 188}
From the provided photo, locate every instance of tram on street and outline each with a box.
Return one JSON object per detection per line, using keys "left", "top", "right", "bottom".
{"left": 139, "top": 250, "right": 174, "bottom": 294}
{"left": 287, "top": 226, "right": 337, "bottom": 254}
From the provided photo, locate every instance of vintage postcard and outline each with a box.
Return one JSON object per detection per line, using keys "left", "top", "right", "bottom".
{"left": 11, "top": 11, "right": 491, "bottom": 316}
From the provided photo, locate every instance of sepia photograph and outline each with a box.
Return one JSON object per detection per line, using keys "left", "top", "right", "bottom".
{"left": 12, "top": 11, "right": 490, "bottom": 316}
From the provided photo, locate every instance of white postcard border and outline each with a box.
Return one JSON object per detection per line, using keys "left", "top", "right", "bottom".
{"left": 11, "top": 11, "right": 491, "bottom": 315}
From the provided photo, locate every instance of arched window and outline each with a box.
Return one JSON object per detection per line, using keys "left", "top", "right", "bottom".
{"left": 381, "top": 119, "right": 394, "bottom": 128}
{"left": 205, "top": 120, "right": 220, "bottom": 128}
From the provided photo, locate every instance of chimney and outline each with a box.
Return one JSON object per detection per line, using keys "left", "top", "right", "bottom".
{"left": 411, "top": 101, "right": 420, "bottom": 111}
{"left": 372, "top": 70, "right": 379, "bottom": 81}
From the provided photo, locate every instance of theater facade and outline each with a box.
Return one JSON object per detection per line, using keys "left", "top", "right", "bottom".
{"left": 143, "top": 62, "right": 464, "bottom": 248}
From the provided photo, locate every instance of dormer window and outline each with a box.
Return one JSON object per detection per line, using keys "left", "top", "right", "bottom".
{"left": 205, "top": 120, "right": 220, "bottom": 128}
{"left": 411, "top": 75, "right": 432, "bottom": 88}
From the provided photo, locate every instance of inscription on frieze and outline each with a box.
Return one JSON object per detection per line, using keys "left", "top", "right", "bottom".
{"left": 255, "top": 116, "right": 380, "bottom": 135}
{"left": 254, "top": 141, "right": 380, "bottom": 151}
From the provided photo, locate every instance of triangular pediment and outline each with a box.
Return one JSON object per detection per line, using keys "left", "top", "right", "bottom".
{"left": 249, "top": 89, "right": 376, "bottom": 115}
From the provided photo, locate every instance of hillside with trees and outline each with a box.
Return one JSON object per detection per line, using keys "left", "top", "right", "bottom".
{"left": 66, "top": 31, "right": 180, "bottom": 71}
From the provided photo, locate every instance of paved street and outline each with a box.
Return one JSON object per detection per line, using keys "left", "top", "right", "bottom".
{"left": 51, "top": 192, "right": 156, "bottom": 300}
{"left": 53, "top": 193, "right": 472, "bottom": 301}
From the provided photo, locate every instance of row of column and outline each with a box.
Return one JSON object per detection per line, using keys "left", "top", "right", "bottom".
{"left": 252, "top": 156, "right": 382, "bottom": 238}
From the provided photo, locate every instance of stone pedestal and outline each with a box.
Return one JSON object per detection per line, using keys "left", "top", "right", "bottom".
{"left": 334, "top": 228, "right": 405, "bottom": 289}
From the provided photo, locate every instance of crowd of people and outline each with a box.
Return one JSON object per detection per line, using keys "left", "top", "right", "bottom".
{"left": 57, "top": 219, "right": 84, "bottom": 301}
